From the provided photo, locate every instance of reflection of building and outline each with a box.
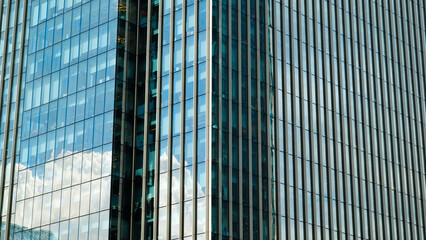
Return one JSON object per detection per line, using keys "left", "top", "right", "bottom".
{"left": 8, "top": 223, "right": 52, "bottom": 240}
{"left": 0, "top": 0, "right": 425, "bottom": 240}
{"left": 0, "top": 0, "right": 115, "bottom": 239}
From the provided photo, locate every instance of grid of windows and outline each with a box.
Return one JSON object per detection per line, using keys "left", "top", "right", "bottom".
{"left": 275, "top": 0, "right": 426, "bottom": 239}
{"left": 0, "top": 0, "right": 118, "bottom": 239}
{"left": 0, "top": 0, "right": 424, "bottom": 239}
{"left": 210, "top": 0, "right": 278, "bottom": 239}
{"left": 156, "top": 0, "right": 207, "bottom": 239}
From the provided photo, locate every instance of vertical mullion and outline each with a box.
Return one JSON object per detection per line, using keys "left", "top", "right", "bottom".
{"left": 377, "top": 1, "right": 391, "bottom": 239}
{"left": 400, "top": 0, "right": 415, "bottom": 237}
{"left": 401, "top": 0, "right": 419, "bottom": 238}
{"left": 332, "top": 0, "right": 344, "bottom": 238}
{"left": 2, "top": 0, "right": 25, "bottom": 238}
{"left": 216, "top": 0, "right": 223, "bottom": 238}
{"left": 348, "top": 1, "right": 362, "bottom": 239}
{"left": 283, "top": 0, "right": 291, "bottom": 237}
{"left": 273, "top": 0, "right": 281, "bottom": 239}
{"left": 236, "top": 0, "right": 243, "bottom": 238}
{"left": 413, "top": 0, "right": 426, "bottom": 237}
{"left": 367, "top": 1, "right": 381, "bottom": 239}
{"left": 288, "top": 1, "right": 298, "bottom": 239}
{"left": 327, "top": 1, "right": 338, "bottom": 238}
{"left": 254, "top": 0, "right": 263, "bottom": 238}
{"left": 179, "top": 0, "right": 187, "bottom": 238}
{"left": 357, "top": 1, "right": 371, "bottom": 239}
{"left": 205, "top": 0, "right": 212, "bottom": 236}
{"left": 141, "top": 0, "right": 153, "bottom": 236}
{"left": 383, "top": 0, "right": 399, "bottom": 238}
{"left": 0, "top": 0, "right": 14, "bottom": 226}
{"left": 389, "top": 0, "right": 404, "bottom": 238}
{"left": 307, "top": 0, "right": 319, "bottom": 238}
{"left": 247, "top": 0, "right": 253, "bottom": 238}
{"left": 393, "top": 0, "right": 410, "bottom": 237}
{"left": 141, "top": 0, "right": 152, "bottom": 236}
{"left": 166, "top": 0, "right": 176, "bottom": 238}
{"left": 226, "top": 0, "right": 233, "bottom": 237}
{"left": 149, "top": 0, "right": 162, "bottom": 238}
{"left": 336, "top": 0, "right": 351, "bottom": 238}
{"left": 313, "top": 0, "right": 326, "bottom": 238}
{"left": 192, "top": 0, "right": 199, "bottom": 237}
{"left": 130, "top": 0, "right": 142, "bottom": 238}
{"left": 264, "top": 0, "right": 273, "bottom": 238}
{"left": 153, "top": 0, "right": 163, "bottom": 235}
{"left": 321, "top": 0, "right": 333, "bottom": 238}
{"left": 376, "top": 1, "right": 391, "bottom": 239}
{"left": 297, "top": 0, "right": 307, "bottom": 238}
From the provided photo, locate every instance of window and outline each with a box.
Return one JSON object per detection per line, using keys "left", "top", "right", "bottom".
{"left": 163, "top": 14, "right": 171, "bottom": 45}
{"left": 198, "top": 31, "right": 207, "bottom": 62}
{"left": 162, "top": 45, "right": 170, "bottom": 76}
{"left": 161, "top": 108, "right": 169, "bottom": 140}
{"left": 183, "top": 134, "right": 193, "bottom": 169}
{"left": 198, "top": 0, "right": 206, "bottom": 31}
{"left": 186, "top": 5, "right": 195, "bottom": 34}
{"left": 185, "top": 99, "right": 194, "bottom": 132}
{"left": 175, "top": 10, "right": 183, "bottom": 40}
{"left": 173, "top": 72, "right": 182, "bottom": 103}
{"left": 186, "top": 67, "right": 194, "bottom": 99}
{"left": 161, "top": 75, "right": 169, "bottom": 107}
{"left": 198, "top": 95, "right": 206, "bottom": 128}
{"left": 173, "top": 103, "right": 181, "bottom": 136}
{"left": 186, "top": 36, "right": 194, "bottom": 66}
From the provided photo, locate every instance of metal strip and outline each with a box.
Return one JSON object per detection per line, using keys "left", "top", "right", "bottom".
{"left": 335, "top": 0, "right": 349, "bottom": 237}
{"left": 273, "top": 0, "right": 282, "bottom": 239}
{"left": 272, "top": 1, "right": 284, "bottom": 239}
{"left": 0, "top": 0, "right": 15, "bottom": 227}
{"left": 348, "top": 1, "right": 362, "bottom": 239}
{"left": 288, "top": 0, "right": 299, "bottom": 238}
{"left": 375, "top": 1, "right": 391, "bottom": 239}
{"left": 237, "top": 0, "right": 243, "bottom": 237}
{"left": 141, "top": 0, "right": 155, "bottom": 238}
{"left": 398, "top": 0, "right": 414, "bottom": 237}
{"left": 382, "top": 0, "right": 399, "bottom": 237}
{"left": 340, "top": 0, "right": 355, "bottom": 238}
{"left": 179, "top": 0, "right": 187, "bottom": 238}
{"left": 255, "top": 0, "right": 263, "bottom": 239}
{"left": 413, "top": 1, "right": 426, "bottom": 237}
{"left": 328, "top": 1, "right": 340, "bottom": 238}
{"left": 130, "top": 0, "right": 143, "bottom": 238}
{"left": 400, "top": 0, "right": 419, "bottom": 237}
{"left": 392, "top": 0, "right": 410, "bottom": 237}
{"left": 389, "top": 0, "right": 404, "bottom": 237}
{"left": 192, "top": 0, "right": 199, "bottom": 237}
{"left": 380, "top": 1, "right": 393, "bottom": 237}
{"left": 307, "top": 0, "right": 319, "bottom": 238}
{"left": 152, "top": 0, "right": 163, "bottom": 237}
{"left": 378, "top": 1, "right": 391, "bottom": 238}
{"left": 265, "top": 0, "right": 274, "bottom": 237}
{"left": 216, "top": 0, "right": 223, "bottom": 238}
{"left": 366, "top": 1, "right": 381, "bottom": 238}
{"left": 406, "top": 0, "right": 424, "bottom": 237}
{"left": 296, "top": 0, "right": 307, "bottom": 237}
{"left": 312, "top": 0, "right": 326, "bottom": 238}
{"left": 205, "top": 0, "right": 212, "bottom": 237}
{"left": 321, "top": 0, "right": 333, "bottom": 238}
{"left": 166, "top": 0, "right": 176, "bottom": 237}
{"left": 4, "top": 0, "right": 27, "bottom": 238}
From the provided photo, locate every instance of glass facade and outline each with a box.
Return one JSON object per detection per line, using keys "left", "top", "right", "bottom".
{"left": 0, "top": 0, "right": 424, "bottom": 240}
{"left": 0, "top": 0, "right": 117, "bottom": 239}
{"left": 274, "top": 0, "right": 426, "bottom": 239}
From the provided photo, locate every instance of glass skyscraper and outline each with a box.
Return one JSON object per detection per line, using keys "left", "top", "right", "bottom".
{"left": 0, "top": 0, "right": 425, "bottom": 239}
